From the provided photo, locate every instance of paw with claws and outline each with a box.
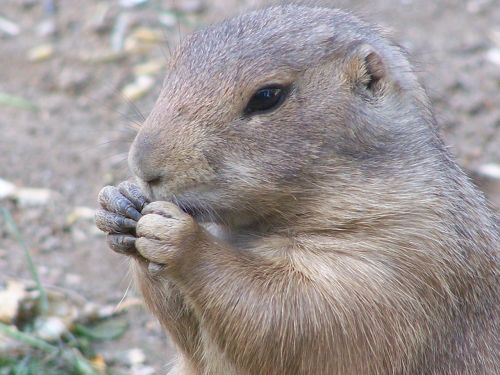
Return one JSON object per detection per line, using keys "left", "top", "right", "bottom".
{"left": 95, "top": 182, "right": 200, "bottom": 275}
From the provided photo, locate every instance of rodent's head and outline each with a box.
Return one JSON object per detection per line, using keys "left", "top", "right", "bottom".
{"left": 129, "top": 5, "right": 436, "bottom": 227}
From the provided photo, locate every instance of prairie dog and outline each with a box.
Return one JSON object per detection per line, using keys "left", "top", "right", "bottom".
{"left": 95, "top": 5, "right": 499, "bottom": 374}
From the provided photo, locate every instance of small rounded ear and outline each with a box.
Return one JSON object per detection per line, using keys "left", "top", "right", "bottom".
{"left": 345, "top": 44, "right": 387, "bottom": 95}
{"left": 364, "top": 51, "right": 385, "bottom": 92}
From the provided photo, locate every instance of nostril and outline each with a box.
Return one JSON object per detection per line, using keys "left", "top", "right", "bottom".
{"left": 146, "top": 176, "right": 162, "bottom": 186}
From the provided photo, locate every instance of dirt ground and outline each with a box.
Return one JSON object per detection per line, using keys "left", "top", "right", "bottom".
{"left": 1, "top": 0, "right": 499, "bottom": 372}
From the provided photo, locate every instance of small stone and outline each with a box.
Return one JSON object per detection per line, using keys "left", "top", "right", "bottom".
{"left": 66, "top": 206, "right": 96, "bottom": 225}
{"left": 124, "top": 27, "right": 164, "bottom": 53}
{"left": 27, "top": 44, "right": 54, "bottom": 62}
{"left": 34, "top": 316, "right": 68, "bottom": 341}
{"left": 121, "top": 75, "right": 155, "bottom": 101}
{"left": 0, "top": 281, "right": 27, "bottom": 324}
{"left": 126, "top": 348, "right": 146, "bottom": 365}
{"left": 133, "top": 59, "right": 165, "bottom": 75}
{"left": 0, "top": 178, "right": 16, "bottom": 200}
{"left": 35, "top": 18, "right": 57, "bottom": 37}
{"left": 130, "top": 27, "right": 164, "bottom": 43}
{"left": 176, "top": 0, "right": 204, "bottom": 14}
{"left": 0, "top": 16, "right": 21, "bottom": 36}
{"left": 79, "top": 50, "right": 126, "bottom": 64}
{"left": 477, "top": 163, "right": 500, "bottom": 180}
{"left": 158, "top": 12, "right": 177, "bottom": 28}
{"left": 14, "top": 188, "right": 53, "bottom": 207}
{"left": 78, "top": 302, "right": 106, "bottom": 323}
{"left": 97, "top": 304, "right": 117, "bottom": 319}
{"left": 114, "top": 348, "right": 148, "bottom": 367}
{"left": 486, "top": 48, "right": 500, "bottom": 66}
{"left": 124, "top": 36, "right": 152, "bottom": 53}
{"left": 119, "top": 0, "right": 149, "bottom": 8}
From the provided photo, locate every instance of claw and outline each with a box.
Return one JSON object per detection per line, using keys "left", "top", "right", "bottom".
{"left": 107, "top": 234, "right": 136, "bottom": 254}
{"left": 98, "top": 186, "right": 142, "bottom": 221}
{"left": 95, "top": 209, "right": 137, "bottom": 234}
{"left": 118, "top": 181, "right": 149, "bottom": 211}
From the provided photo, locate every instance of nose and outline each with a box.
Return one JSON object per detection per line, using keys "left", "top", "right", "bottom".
{"left": 128, "top": 132, "right": 164, "bottom": 184}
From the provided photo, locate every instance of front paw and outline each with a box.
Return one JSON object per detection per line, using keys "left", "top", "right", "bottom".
{"left": 135, "top": 201, "right": 200, "bottom": 274}
{"left": 95, "top": 181, "right": 149, "bottom": 256}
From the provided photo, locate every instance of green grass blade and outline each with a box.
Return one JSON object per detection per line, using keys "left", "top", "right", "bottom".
{"left": 0, "top": 322, "right": 58, "bottom": 354}
{"left": 0, "top": 323, "right": 99, "bottom": 375}
{"left": 0, "top": 92, "right": 38, "bottom": 111}
{"left": 0, "top": 207, "right": 49, "bottom": 315}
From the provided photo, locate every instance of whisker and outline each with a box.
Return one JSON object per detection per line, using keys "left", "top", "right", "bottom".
{"left": 79, "top": 139, "right": 129, "bottom": 154}
{"left": 173, "top": 0, "right": 183, "bottom": 46}
{"left": 161, "top": 28, "right": 173, "bottom": 59}
{"left": 80, "top": 90, "right": 145, "bottom": 128}
{"left": 115, "top": 278, "right": 133, "bottom": 312}
{"left": 121, "top": 93, "right": 146, "bottom": 123}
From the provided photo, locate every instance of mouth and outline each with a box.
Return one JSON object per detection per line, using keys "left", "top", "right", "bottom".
{"left": 175, "top": 198, "right": 204, "bottom": 217}
{"left": 172, "top": 193, "right": 217, "bottom": 222}
{"left": 140, "top": 183, "right": 215, "bottom": 221}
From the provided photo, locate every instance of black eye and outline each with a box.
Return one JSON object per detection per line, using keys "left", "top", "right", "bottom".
{"left": 244, "top": 85, "right": 287, "bottom": 115}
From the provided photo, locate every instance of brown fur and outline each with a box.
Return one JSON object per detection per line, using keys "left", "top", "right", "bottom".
{"left": 124, "top": 5, "right": 499, "bottom": 375}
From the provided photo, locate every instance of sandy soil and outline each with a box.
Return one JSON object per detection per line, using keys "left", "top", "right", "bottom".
{"left": 1, "top": 0, "right": 499, "bottom": 372}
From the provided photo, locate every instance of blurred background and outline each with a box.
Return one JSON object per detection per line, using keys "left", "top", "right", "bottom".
{"left": 0, "top": 0, "right": 499, "bottom": 373}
